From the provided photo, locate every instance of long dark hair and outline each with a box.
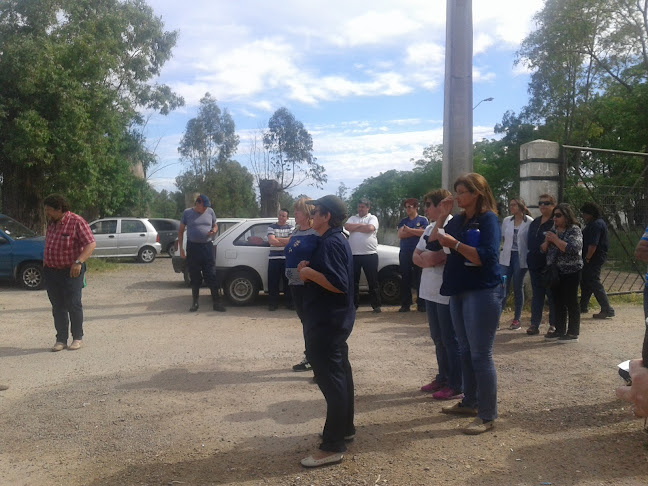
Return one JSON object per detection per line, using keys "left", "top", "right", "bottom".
{"left": 553, "top": 203, "right": 580, "bottom": 228}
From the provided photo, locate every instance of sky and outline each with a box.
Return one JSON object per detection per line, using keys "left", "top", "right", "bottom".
{"left": 143, "top": 0, "right": 546, "bottom": 200}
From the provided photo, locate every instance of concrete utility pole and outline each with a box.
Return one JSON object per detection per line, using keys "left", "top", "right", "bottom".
{"left": 442, "top": 0, "right": 473, "bottom": 191}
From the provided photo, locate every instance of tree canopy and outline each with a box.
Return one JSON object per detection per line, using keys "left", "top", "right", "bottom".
{"left": 0, "top": 0, "right": 183, "bottom": 228}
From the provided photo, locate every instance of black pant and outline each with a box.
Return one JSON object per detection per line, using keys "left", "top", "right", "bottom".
{"left": 553, "top": 270, "right": 581, "bottom": 336}
{"left": 187, "top": 241, "right": 220, "bottom": 292}
{"left": 353, "top": 253, "right": 380, "bottom": 309}
{"left": 44, "top": 265, "right": 85, "bottom": 342}
{"left": 399, "top": 248, "right": 422, "bottom": 308}
{"left": 305, "top": 326, "right": 355, "bottom": 452}
{"left": 580, "top": 260, "right": 613, "bottom": 313}
{"left": 268, "top": 258, "right": 291, "bottom": 306}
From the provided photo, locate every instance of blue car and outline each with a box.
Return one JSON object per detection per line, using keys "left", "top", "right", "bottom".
{"left": 0, "top": 214, "right": 45, "bottom": 290}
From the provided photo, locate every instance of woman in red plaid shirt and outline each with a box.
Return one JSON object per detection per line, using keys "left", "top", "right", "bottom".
{"left": 43, "top": 194, "right": 96, "bottom": 352}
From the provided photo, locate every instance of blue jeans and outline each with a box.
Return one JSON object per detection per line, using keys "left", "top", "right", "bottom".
{"left": 450, "top": 287, "right": 501, "bottom": 421}
{"left": 426, "top": 300, "right": 462, "bottom": 392}
{"left": 529, "top": 269, "right": 555, "bottom": 328}
{"left": 44, "top": 266, "right": 86, "bottom": 342}
{"left": 500, "top": 252, "right": 527, "bottom": 321}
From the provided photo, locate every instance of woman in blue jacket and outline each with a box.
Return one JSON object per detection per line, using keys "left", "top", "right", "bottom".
{"left": 433, "top": 173, "right": 502, "bottom": 435}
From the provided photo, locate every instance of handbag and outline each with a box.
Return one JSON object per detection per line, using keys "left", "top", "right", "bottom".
{"left": 541, "top": 263, "right": 560, "bottom": 289}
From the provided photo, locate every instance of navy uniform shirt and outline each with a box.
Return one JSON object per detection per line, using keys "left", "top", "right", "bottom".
{"left": 440, "top": 211, "right": 501, "bottom": 296}
{"left": 303, "top": 226, "right": 356, "bottom": 334}
{"left": 526, "top": 216, "right": 554, "bottom": 271}
{"left": 582, "top": 218, "right": 609, "bottom": 263}
{"left": 398, "top": 215, "right": 429, "bottom": 252}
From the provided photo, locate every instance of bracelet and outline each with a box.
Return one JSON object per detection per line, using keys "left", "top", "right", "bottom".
{"left": 455, "top": 241, "right": 461, "bottom": 251}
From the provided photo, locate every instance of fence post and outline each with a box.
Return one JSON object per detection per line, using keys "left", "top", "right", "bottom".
{"left": 520, "top": 140, "right": 561, "bottom": 217}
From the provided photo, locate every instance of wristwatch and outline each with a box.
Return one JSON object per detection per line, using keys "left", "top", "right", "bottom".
{"left": 74, "top": 259, "right": 82, "bottom": 265}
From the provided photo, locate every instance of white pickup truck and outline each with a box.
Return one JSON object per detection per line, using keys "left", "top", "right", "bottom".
{"left": 171, "top": 218, "right": 402, "bottom": 306}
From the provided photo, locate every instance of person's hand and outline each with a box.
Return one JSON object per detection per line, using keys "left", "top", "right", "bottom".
{"left": 437, "top": 196, "right": 454, "bottom": 220}
{"left": 180, "top": 248, "right": 186, "bottom": 260}
{"left": 437, "top": 232, "right": 457, "bottom": 249}
{"left": 545, "top": 231, "right": 558, "bottom": 245}
{"left": 70, "top": 263, "right": 82, "bottom": 278}
{"left": 616, "top": 359, "right": 648, "bottom": 417}
{"left": 297, "top": 260, "right": 310, "bottom": 272}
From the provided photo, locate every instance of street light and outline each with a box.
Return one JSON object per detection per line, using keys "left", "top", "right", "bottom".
{"left": 473, "top": 97, "right": 494, "bottom": 110}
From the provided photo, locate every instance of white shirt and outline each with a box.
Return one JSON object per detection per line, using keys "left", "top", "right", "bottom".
{"left": 347, "top": 213, "right": 379, "bottom": 255}
{"left": 416, "top": 216, "right": 452, "bottom": 305}
{"left": 499, "top": 215, "right": 533, "bottom": 268}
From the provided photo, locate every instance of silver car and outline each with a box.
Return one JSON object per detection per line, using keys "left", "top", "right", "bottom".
{"left": 89, "top": 217, "right": 162, "bottom": 263}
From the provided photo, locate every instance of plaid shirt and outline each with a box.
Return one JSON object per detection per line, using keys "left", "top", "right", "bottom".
{"left": 44, "top": 212, "right": 95, "bottom": 269}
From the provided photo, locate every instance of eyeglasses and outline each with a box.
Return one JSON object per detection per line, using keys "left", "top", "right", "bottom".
{"left": 455, "top": 191, "right": 471, "bottom": 197}
{"left": 424, "top": 202, "right": 433, "bottom": 208}
{"left": 552, "top": 213, "right": 564, "bottom": 218}
{"left": 538, "top": 201, "right": 552, "bottom": 206}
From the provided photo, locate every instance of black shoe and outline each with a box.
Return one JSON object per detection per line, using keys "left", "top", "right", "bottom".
{"left": 398, "top": 306, "right": 411, "bottom": 313}
{"left": 544, "top": 330, "right": 561, "bottom": 341}
{"left": 580, "top": 308, "right": 589, "bottom": 314}
{"left": 593, "top": 311, "right": 614, "bottom": 319}
{"left": 213, "top": 302, "right": 226, "bottom": 312}
{"left": 286, "top": 304, "right": 295, "bottom": 310}
{"left": 417, "top": 306, "right": 426, "bottom": 312}
{"left": 557, "top": 334, "right": 579, "bottom": 343}
{"left": 189, "top": 300, "right": 199, "bottom": 312}
{"left": 269, "top": 304, "right": 278, "bottom": 311}
{"left": 526, "top": 326, "right": 540, "bottom": 335}
{"left": 292, "top": 358, "right": 312, "bottom": 372}
{"left": 373, "top": 307, "right": 382, "bottom": 314}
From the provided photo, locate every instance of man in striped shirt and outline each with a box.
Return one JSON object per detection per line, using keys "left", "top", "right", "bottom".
{"left": 43, "top": 194, "right": 96, "bottom": 352}
{"left": 267, "top": 209, "right": 293, "bottom": 311}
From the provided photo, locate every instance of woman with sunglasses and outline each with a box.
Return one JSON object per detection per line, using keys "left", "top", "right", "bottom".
{"left": 433, "top": 173, "right": 502, "bottom": 435}
{"left": 541, "top": 203, "right": 583, "bottom": 343}
{"left": 499, "top": 198, "right": 533, "bottom": 330}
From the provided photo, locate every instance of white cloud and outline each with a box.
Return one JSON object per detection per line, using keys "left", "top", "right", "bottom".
{"left": 331, "top": 10, "right": 423, "bottom": 47}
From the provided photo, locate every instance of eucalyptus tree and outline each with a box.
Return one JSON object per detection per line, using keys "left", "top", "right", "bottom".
{"left": 0, "top": 0, "right": 183, "bottom": 227}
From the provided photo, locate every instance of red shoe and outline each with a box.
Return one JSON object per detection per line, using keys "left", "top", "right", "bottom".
{"left": 432, "top": 387, "right": 464, "bottom": 400}
{"left": 420, "top": 380, "right": 446, "bottom": 393}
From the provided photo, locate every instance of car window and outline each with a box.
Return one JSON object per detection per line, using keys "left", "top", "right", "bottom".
{"left": 91, "top": 220, "right": 117, "bottom": 235}
{"left": 121, "top": 220, "right": 147, "bottom": 233}
{"left": 217, "top": 221, "right": 237, "bottom": 237}
{"left": 0, "top": 216, "right": 37, "bottom": 239}
{"left": 233, "top": 223, "right": 271, "bottom": 246}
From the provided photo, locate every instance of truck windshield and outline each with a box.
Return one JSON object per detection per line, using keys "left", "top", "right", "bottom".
{"left": 0, "top": 216, "right": 38, "bottom": 239}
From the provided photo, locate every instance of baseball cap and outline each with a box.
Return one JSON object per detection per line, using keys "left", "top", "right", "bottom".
{"left": 196, "top": 194, "right": 211, "bottom": 207}
{"left": 306, "top": 195, "right": 348, "bottom": 220}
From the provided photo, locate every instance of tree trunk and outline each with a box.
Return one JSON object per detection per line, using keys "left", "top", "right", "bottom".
{"left": 259, "top": 179, "right": 280, "bottom": 217}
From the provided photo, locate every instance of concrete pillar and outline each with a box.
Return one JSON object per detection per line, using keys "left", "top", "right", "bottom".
{"left": 442, "top": 0, "right": 473, "bottom": 191}
{"left": 520, "top": 140, "right": 561, "bottom": 217}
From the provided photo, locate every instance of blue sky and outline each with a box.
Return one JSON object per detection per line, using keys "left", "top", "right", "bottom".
{"left": 144, "top": 0, "right": 545, "bottom": 199}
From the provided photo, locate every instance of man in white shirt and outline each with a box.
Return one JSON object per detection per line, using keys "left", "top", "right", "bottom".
{"left": 344, "top": 198, "right": 381, "bottom": 312}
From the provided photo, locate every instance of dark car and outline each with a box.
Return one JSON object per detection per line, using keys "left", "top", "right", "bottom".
{"left": 148, "top": 218, "right": 181, "bottom": 256}
{"left": 0, "top": 214, "right": 45, "bottom": 290}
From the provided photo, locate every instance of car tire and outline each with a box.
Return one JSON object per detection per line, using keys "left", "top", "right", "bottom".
{"left": 167, "top": 242, "right": 176, "bottom": 257}
{"left": 19, "top": 262, "right": 45, "bottom": 290}
{"left": 379, "top": 270, "right": 401, "bottom": 305}
{"left": 223, "top": 270, "right": 260, "bottom": 306}
{"left": 137, "top": 246, "right": 156, "bottom": 263}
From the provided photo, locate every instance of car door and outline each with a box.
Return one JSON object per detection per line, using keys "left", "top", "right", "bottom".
{"left": 223, "top": 222, "right": 273, "bottom": 287}
{"left": 0, "top": 230, "right": 13, "bottom": 278}
{"left": 90, "top": 220, "right": 119, "bottom": 256}
{"left": 117, "top": 219, "right": 149, "bottom": 257}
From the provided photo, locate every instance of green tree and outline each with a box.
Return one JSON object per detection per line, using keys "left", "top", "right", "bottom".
{"left": 251, "top": 108, "right": 324, "bottom": 216}
{"left": 177, "top": 93, "right": 239, "bottom": 177}
{"left": 0, "top": 0, "right": 183, "bottom": 228}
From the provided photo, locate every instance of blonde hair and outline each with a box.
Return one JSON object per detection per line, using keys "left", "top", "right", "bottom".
{"left": 293, "top": 197, "right": 314, "bottom": 229}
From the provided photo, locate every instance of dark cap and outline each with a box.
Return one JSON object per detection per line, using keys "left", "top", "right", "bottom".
{"left": 196, "top": 194, "right": 211, "bottom": 207}
{"left": 306, "top": 195, "right": 348, "bottom": 220}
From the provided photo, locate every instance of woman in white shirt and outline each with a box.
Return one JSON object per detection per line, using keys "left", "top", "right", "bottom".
{"left": 499, "top": 198, "right": 533, "bottom": 330}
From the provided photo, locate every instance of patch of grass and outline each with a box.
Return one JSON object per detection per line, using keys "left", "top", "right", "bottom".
{"left": 85, "top": 258, "right": 133, "bottom": 274}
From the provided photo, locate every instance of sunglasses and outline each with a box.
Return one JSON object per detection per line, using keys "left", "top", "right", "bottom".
{"left": 538, "top": 201, "right": 552, "bottom": 206}
{"left": 553, "top": 213, "right": 564, "bottom": 218}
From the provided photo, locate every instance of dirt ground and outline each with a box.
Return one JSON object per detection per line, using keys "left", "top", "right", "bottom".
{"left": 2, "top": 258, "right": 648, "bottom": 486}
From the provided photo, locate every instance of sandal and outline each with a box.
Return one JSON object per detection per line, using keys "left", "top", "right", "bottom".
{"left": 526, "top": 326, "right": 539, "bottom": 335}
